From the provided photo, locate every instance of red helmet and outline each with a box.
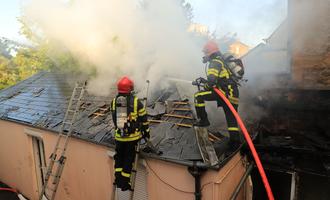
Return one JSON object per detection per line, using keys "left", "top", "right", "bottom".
{"left": 203, "top": 40, "right": 219, "bottom": 56}
{"left": 117, "top": 76, "right": 134, "bottom": 94}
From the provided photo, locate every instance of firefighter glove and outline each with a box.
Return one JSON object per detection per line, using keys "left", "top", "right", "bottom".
{"left": 204, "top": 82, "right": 213, "bottom": 91}
{"left": 202, "top": 56, "right": 209, "bottom": 63}
{"left": 142, "top": 129, "right": 150, "bottom": 139}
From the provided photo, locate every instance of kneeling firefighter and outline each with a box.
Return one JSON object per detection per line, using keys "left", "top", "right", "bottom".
{"left": 194, "top": 40, "right": 243, "bottom": 146}
{"left": 111, "top": 76, "right": 150, "bottom": 191}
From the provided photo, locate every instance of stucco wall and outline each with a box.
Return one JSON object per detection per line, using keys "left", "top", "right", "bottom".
{"left": 144, "top": 152, "right": 249, "bottom": 200}
{"left": 0, "top": 120, "right": 114, "bottom": 200}
{"left": 0, "top": 119, "right": 250, "bottom": 200}
{"left": 0, "top": 120, "right": 39, "bottom": 199}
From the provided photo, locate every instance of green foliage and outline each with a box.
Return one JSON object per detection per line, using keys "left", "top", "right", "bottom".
{"left": 0, "top": 55, "right": 18, "bottom": 89}
{"left": 0, "top": 17, "right": 83, "bottom": 90}
{"left": 0, "top": 45, "right": 52, "bottom": 90}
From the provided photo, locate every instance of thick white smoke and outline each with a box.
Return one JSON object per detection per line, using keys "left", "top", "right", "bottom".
{"left": 24, "top": 0, "right": 205, "bottom": 96}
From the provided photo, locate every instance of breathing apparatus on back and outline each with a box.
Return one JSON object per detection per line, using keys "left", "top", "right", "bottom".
{"left": 115, "top": 76, "right": 137, "bottom": 137}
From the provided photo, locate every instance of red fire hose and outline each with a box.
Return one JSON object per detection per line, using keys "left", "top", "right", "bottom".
{"left": 0, "top": 187, "right": 17, "bottom": 193}
{"left": 213, "top": 87, "right": 275, "bottom": 200}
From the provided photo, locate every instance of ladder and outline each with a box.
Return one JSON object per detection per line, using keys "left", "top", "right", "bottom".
{"left": 111, "top": 142, "right": 141, "bottom": 200}
{"left": 39, "top": 82, "right": 86, "bottom": 200}
{"left": 129, "top": 142, "right": 140, "bottom": 200}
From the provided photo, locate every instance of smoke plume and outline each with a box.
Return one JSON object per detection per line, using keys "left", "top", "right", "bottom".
{"left": 24, "top": 0, "right": 205, "bottom": 96}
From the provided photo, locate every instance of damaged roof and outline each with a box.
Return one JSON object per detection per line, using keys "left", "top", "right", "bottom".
{"left": 0, "top": 71, "right": 230, "bottom": 166}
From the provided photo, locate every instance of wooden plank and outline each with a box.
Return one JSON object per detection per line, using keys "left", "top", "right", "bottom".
{"left": 209, "top": 133, "right": 221, "bottom": 141}
{"left": 164, "top": 102, "right": 181, "bottom": 121}
{"left": 93, "top": 113, "right": 105, "bottom": 116}
{"left": 148, "top": 119, "right": 192, "bottom": 128}
{"left": 163, "top": 114, "right": 193, "bottom": 119}
{"left": 208, "top": 137, "right": 215, "bottom": 142}
{"left": 173, "top": 102, "right": 188, "bottom": 105}
{"left": 92, "top": 113, "right": 105, "bottom": 119}
{"left": 173, "top": 108, "right": 191, "bottom": 111}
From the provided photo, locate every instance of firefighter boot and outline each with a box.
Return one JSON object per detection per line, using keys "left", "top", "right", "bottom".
{"left": 121, "top": 176, "right": 132, "bottom": 191}
{"left": 114, "top": 171, "right": 123, "bottom": 188}
{"left": 194, "top": 107, "right": 210, "bottom": 127}
{"left": 229, "top": 131, "right": 241, "bottom": 150}
{"left": 114, "top": 172, "right": 123, "bottom": 188}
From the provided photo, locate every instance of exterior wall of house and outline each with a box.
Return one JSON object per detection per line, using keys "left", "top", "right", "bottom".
{"left": 0, "top": 120, "right": 40, "bottom": 199}
{"left": 147, "top": 153, "right": 251, "bottom": 200}
{"left": 0, "top": 119, "right": 251, "bottom": 200}
{"left": 201, "top": 153, "right": 249, "bottom": 200}
{"left": 290, "top": 0, "right": 330, "bottom": 89}
{"left": 0, "top": 120, "right": 114, "bottom": 200}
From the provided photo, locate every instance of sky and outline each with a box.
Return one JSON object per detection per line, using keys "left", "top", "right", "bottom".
{"left": 0, "top": 0, "right": 23, "bottom": 41}
{"left": 0, "top": 0, "right": 287, "bottom": 47}
{"left": 186, "top": 0, "right": 287, "bottom": 46}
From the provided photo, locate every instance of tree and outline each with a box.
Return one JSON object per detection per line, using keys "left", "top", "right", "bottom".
{"left": 17, "top": 16, "right": 81, "bottom": 74}
{"left": 181, "top": 0, "right": 194, "bottom": 23}
{"left": 0, "top": 55, "right": 18, "bottom": 89}
{"left": 0, "top": 15, "right": 84, "bottom": 90}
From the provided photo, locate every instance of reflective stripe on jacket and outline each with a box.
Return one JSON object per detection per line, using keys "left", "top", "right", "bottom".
{"left": 207, "top": 55, "right": 231, "bottom": 86}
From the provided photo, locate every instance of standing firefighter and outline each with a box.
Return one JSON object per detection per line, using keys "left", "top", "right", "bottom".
{"left": 194, "top": 40, "right": 243, "bottom": 147}
{"left": 111, "top": 76, "right": 150, "bottom": 191}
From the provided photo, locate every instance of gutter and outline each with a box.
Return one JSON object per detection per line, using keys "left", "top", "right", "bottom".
{"left": 188, "top": 162, "right": 206, "bottom": 200}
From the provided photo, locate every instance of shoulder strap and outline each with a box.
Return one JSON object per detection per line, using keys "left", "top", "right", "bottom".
{"left": 217, "top": 54, "right": 236, "bottom": 79}
{"left": 133, "top": 96, "right": 138, "bottom": 114}
{"left": 112, "top": 97, "right": 116, "bottom": 111}
{"left": 127, "top": 96, "right": 138, "bottom": 120}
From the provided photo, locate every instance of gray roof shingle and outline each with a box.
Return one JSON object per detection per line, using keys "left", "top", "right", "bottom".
{"left": 0, "top": 72, "right": 233, "bottom": 167}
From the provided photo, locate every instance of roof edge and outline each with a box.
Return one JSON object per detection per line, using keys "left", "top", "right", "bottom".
{"left": 0, "top": 117, "right": 243, "bottom": 170}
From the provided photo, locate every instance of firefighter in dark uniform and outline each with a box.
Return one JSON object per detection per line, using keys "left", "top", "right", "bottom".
{"left": 194, "top": 40, "right": 241, "bottom": 146}
{"left": 111, "top": 76, "right": 150, "bottom": 191}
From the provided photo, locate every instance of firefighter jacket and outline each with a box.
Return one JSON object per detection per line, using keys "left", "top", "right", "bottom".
{"left": 111, "top": 94, "right": 149, "bottom": 142}
{"left": 206, "top": 52, "right": 239, "bottom": 105}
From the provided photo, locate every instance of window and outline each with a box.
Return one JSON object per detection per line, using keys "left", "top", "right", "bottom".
{"left": 31, "top": 136, "right": 47, "bottom": 194}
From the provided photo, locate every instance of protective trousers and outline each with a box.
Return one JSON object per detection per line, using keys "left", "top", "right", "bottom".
{"left": 114, "top": 140, "right": 138, "bottom": 190}
{"left": 194, "top": 86, "right": 240, "bottom": 144}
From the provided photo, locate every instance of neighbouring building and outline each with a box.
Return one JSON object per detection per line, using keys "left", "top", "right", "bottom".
{"left": 228, "top": 41, "right": 250, "bottom": 58}
{"left": 240, "top": 0, "right": 330, "bottom": 199}
{"left": 241, "top": 19, "right": 289, "bottom": 88}
{"left": 188, "top": 23, "right": 210, "bottom": 36}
